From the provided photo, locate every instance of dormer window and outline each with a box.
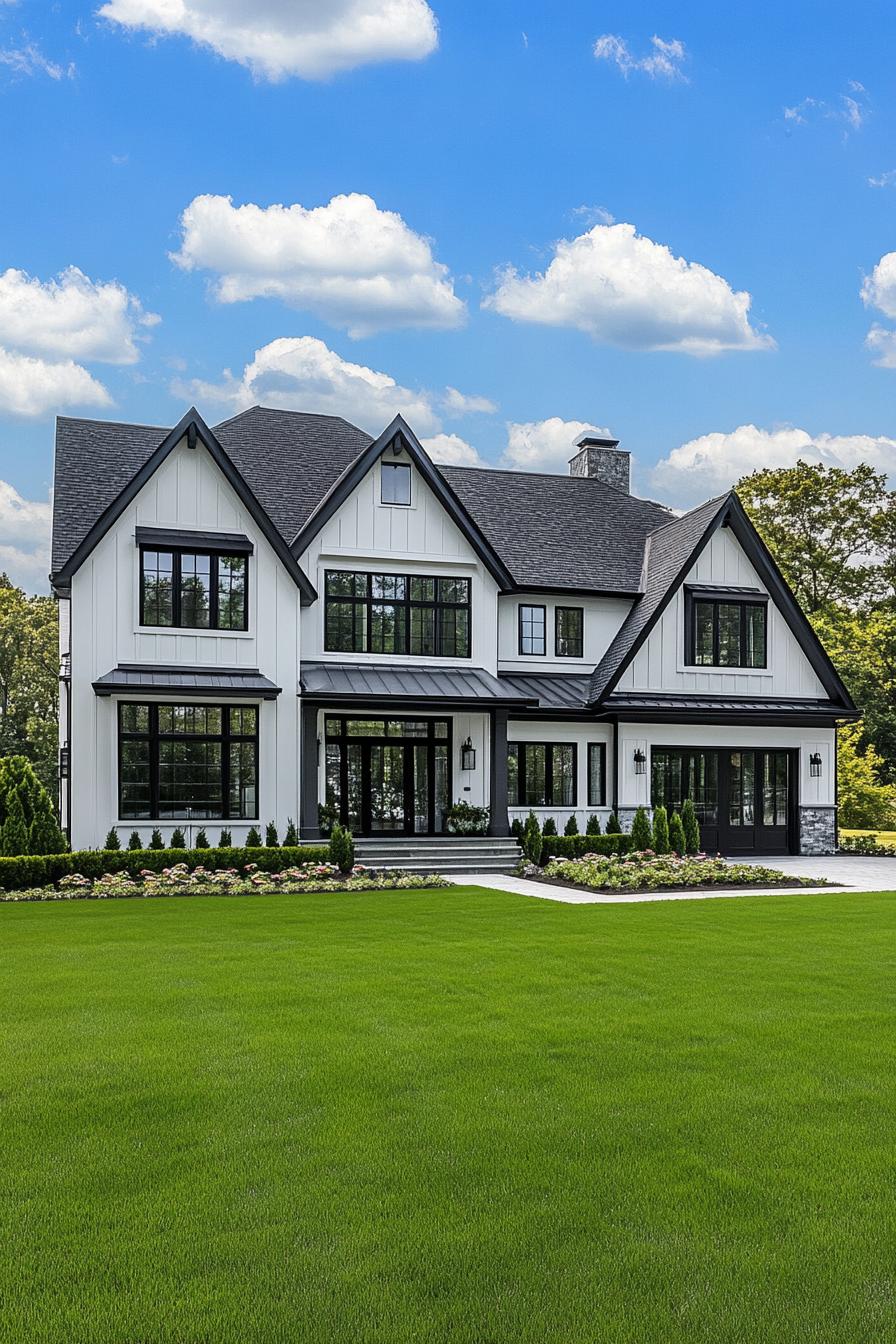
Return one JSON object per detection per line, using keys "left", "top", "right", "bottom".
{"left": 381, "top": 462, "right": 411, "bottom": 506}
{"left": 137, "top": 529, "right": 251, "bottom": 631}
{"left": 685, "top": 587, "right": 767, "bottom": 669}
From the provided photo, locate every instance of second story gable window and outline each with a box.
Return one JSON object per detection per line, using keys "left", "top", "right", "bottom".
{"left": 140, "top": 548, "right": 248, "bottom": 631}
{"left": 685, "top": 587, "right": 768, "bottom": 669}
{"left": 325, "top": 571, "right": 471, "bottom": 658}
{"left": 381, "top": 462, "right": 411, "bottom": 506}
{"left": 518, "top": 604, "right": 546, "bottom": 656}
{"left": 555, "top": 606, "right": 584, "bottom": 658}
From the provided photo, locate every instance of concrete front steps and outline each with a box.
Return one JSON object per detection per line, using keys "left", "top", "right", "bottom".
{"left": 354, "top": 835, "right": 522, "bottom": 876}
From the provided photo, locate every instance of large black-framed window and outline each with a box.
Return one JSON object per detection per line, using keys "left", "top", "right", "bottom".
{"left": 684, "top": 588, "right": 767, "bottom": 669}
{"left": 587, "top": 743, "right": 606, "bottom": 807}
{"left": 140, "top": 548, "right": 248, "bottom": 631}
{"left": 324, "top": 570, "right": 471, "bottom": 658}
{"left": 507, "top": 742, "right": 576, "bottom": 807}
{"left": 518, "top": 604, "right": 546, "bottom": 656}
{"left": 118, "top": 702, "right": 258, "bottom": 820}
{"left": 555, "top": 606, "right": 584, "bottom": 658}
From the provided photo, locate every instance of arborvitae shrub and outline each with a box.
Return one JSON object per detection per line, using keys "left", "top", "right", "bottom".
{"left": 246, "top": 826, "right": 262, "bottom": 848}
{"left": 283, "top": 819, "right": 299, "bottom": 846}
{"left": 194, "top": 829, "right": 209, "bottom": 849}
{"left": 669, "top": 811, "right": 686, "bottom": 855}
{"left": 605, "top": 812, "right": 622, "bottom": 834}
{"left": 630, "top": 806, "right": 652, "bottom": 851}
{"left": 652, "top": 805, "right": 670, "bottom": 854}
{"left": 218, "top": 829, "right": 232, "bottom": 848}
{"left": 1, "top": 791, "right": 29, "bottom": 857}
{"left": 127, "top": 831, "right": 142, "bottom": 851}
{"left": 328, "top": 822, "right": 355, "bottom": 873}
{"left": 170, "top": 827, "right": 186, "bottom": 849}
{"left": 0, "top": 755, "right": 67, "bottom": 856}
{"left": 510, "top": 817, "right": 523, "bottom": 840}
{"left": 521, "top": 810, "right": 542, "bottom": 865}
{"left": 265, "top": 821, "right": 279, "bottom": 847}
{"left": 564, "top": 814, "right": 579, "bottom": 836}
{"left": 586, "top": 814, "right": 602, "bottom": 835}
{"left": 682, "top": 798, "right": 701, "bottom": 854}
{"left": 542, "top": 816, "right": 557, "bottom": 837}
{"left": 104, "top": 828, "right": 121, "bottom": 851}
{"left": 149, "top": 828, "right": 164, "bottom": 850}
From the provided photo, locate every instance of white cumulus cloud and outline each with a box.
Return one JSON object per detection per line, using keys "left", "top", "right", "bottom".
{"left": 421, "top": 433, "right": 485, "bottom": 466}
{"left": 501, "top": 418, "right": 612, "bottom": 474}
{"left": 0, "top": 479, "right": 53, "bottom": 592}
{"left": 98, "top": 0, "right": 438, "bottom": 81}
{"left": 441, "top": 386, "right": 497, "bottom": 415}
{"left": 593, "top": 34, "right": 687, "bottom": 81}
{"left": 0, "top": 266, "right": 157, "bottom": 364}
{"left": 172, "top": 192, "right": 464, "bottom": 338}
{"left": 861, "top": 252, "right": 896, "bottom": 364}
{"left": 483, "top": 222, "right": 773, "bottom": 356}
{"left": 0, "top": 347, "right": 111, "bottom": 418}
{"left": 650, "top": 424, "right": 896, "bottom": 507}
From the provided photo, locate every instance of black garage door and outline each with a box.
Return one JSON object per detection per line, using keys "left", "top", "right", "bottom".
{"left": 651, "top": 748, "right": 796, "bottom": 855}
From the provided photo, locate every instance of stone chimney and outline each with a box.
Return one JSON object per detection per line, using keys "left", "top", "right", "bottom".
{"left": 568, "top": 433, "right": 630, "bottom": 493}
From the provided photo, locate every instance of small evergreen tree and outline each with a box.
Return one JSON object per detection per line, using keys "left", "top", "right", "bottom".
{"left": 605, "top": 811, "right": 622, "bottom": 834}
{"left": 669, "top": 811, "right": 686, "bottom": 854}
{"left": 329, "top": 822, "right": 355, "bottom": 873}
{"left": 521, "top": 810, "right": 542, "bottom": 865}
{"left": 194, "top": 828, "right": 209, "bottom": 849}
{"left": 170, "top": 827, "right": 186, "bottom": 849}
{"left": 564, "top": 814, "right": 579, "bottom": 836}
{"left": 652, "top": 805, "right": 670, "bottom": 854}
{"left": 510, "top": 817, "right": 523, "bottom": 840}
{"left": 0, "top": 754, "right": 66, "bottom": 856}
{"left": 586, "top": 814, "right": 602, "bottom": 835}
{"left": 542, "top": 816, "right": 557, "bottom": 837}
{"left": 681, "top": 798, "right": 701, "bottom": 854}
{"left": 127, "top": 830, "right": 142, "bottom": 851}
{"left": 218, "top": 828, "right": 232, "bottom": 848}
{"left": 149, "top": 828, "right": 164, "bottom": 850}
{"left": 104, "top": 827, "right": 121, "bottom": 851}
{"left": 30, "top": 809, "right": 67, "bottom": 856}
{"left": 630, "top": 806, "right": 652, "bottom": 851}
{"left": 1, "top": 790, "right": 29, "bottom": 857}
{"left": 265, "top": 821, "right": 279, "bottom": 847}
{"left": 283, "top": 818, "right": 299, "bottom": 846}
{"left": 246, "top": 825, "right": 262, "bottom": 847}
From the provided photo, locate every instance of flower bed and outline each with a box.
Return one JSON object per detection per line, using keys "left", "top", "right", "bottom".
{"left": 534, "top": 850, "right": 828, "bottom": 893}
{"left": 0, "top": 861, "right": 450, "bottom": 903}
{"left": 838, "top": 833, "right": 896, "bottom": 856}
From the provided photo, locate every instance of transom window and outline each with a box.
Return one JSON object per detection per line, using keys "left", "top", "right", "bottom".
{"left": 518, "top": 604, "right": 546, "bottom": 656}
{"left": 118, "top": 702, "right": 258, "bottom": 820}
{"left": 381, "top": 462, "right": 411, "bottom": 506}
{"left": 140, "top": 548, "right": 248, "bottom": 631}
{"left": 507, "top": 742, "right": 576, "bottom": 807}
{"left": 324, "top": 571, "right": 471, "bottom": 658}
{"left": 685, "top": 588, "right": 767, "bottom": 668}
{"left": 555, "top": 606, "right": 584, "bottom": 658}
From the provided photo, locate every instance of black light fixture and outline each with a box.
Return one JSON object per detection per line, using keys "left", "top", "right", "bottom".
{"left": 461, "top": 736, "right": 476, "bottom": 771}
{"left": 633, "top": 747, "right": 647, "bottom": 776}
{"left": 59, "top": 745, "right": 70, "bottom": 779}
{"left": 809, "top": 751, "right": 822, "bottom": 778}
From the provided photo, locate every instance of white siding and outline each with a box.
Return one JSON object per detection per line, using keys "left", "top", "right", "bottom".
{"left": 618, "top": 527, "right": 826, "bottom": 698}
{"left": 498, "top": 593, "right": 631, "bottom": 672}
{"left": 507, "top": 719, "right": 614, "bottom": 831}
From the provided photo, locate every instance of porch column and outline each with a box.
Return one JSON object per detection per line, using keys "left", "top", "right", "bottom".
{"left": 300, "top": 701, "right": 321, "bottom": 840}
{"left": 489, "top": 707, "right": 510, "bottom": 836}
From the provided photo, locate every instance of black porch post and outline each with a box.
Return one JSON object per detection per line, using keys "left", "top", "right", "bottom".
{"left": 489, "top": 707, "right": 510, "bottom": 836}
{"left": 300, "top": 700, "right": 321, "bottom": 840}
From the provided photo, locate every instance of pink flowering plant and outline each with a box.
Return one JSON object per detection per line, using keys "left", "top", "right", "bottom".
{"left": 540, "top": 849, "right": 825, "bottom": 892}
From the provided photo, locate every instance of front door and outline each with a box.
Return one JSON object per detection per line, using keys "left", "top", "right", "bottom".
{"left": 652, "top": 747, "right": 795, "bottom": 855}
{"left": 325, "top": 716, "right": 452, "bottom": 836}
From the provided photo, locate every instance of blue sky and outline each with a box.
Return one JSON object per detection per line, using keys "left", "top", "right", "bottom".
{"left": 2, "top": 0, "right": 896, "bottom": 588}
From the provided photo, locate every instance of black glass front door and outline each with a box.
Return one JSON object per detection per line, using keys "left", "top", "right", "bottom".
{"left": 325, "top": 717, "right": 452, "bottom": 835}
{"left": 652, "top": 747, "right": 794, "bottom": 854}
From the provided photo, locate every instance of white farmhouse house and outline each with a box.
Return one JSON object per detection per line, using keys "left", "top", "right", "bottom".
{"left": 50, "top": 406, "right": 857, "bottom": 860}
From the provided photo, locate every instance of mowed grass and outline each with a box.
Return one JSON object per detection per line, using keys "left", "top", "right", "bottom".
{"left": 3, "top": 888, "right": 896, "bottom": 1344}
{"left": 841, "top": 827, "right": 896, "bottom": 845}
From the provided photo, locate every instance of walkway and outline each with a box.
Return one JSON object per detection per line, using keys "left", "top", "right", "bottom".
{"left": 453, "top": 855, "right": 896, "bottom": 904}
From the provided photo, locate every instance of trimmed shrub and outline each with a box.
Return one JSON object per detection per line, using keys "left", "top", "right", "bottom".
{"left": 265, "top": 821, "right": 279, "bottom": 847}
{"left": 652, "top": 805, "right": 670, "bottom": 855}
{"left": 586, "top": 814, "right": 602, "bottom": 836}
{"left": 127, "top": 831, "right": 142, "bottom": 851}
{"left": 564, "top": 814, "right": 579, "bottom": 836}
{"left": 0, "top": 755, "right": 67, "bottom": 856}
{"left": 246, "top": 826, "right": 262, "bottom": 848}
{"left": 630, "top": 806, "right": 652, "bottom": 851}
{"left": 283, "top": 818, "right": 299, "bottom": 847}
{"left": 540, "top": 833, "right": 635, "bottom": 862}
{"left": 104, "top": 828, "right": 121, "bottom": 851}
{"left": 328, "top": 823, "right": 355, "bottom": 874}
{"left": 194, "top": 829, "right": 209, "bottom": 849}
{"left": 1, "top": 790, "right": 29, "bottom": 857}
{"left": 0, "top": 844, "right": 332, "bottom": 893}
{"left": 521, "top": 810, "right": 542, "bottom": 866}
{"left": 170, "top": 827, "right": 186, "bottom": 849}
{"left": 542, "top": 817, "right": 557, "bottom": 837}
{"left": 510, "top": 817, "right": 524, "bottom": 840}
{"left": 218, "top": 829, "right": 232, "bottom": 848}
{"left": 149, "top": 829, "right": 164, "bottom": 850}
{"left": 605, "top": 812, "right": 622, "bottom": 835}
{"left": 682, "top": 798, "right": 701, "bottom": 854}
{"left": 669, "top": 811, "right": 686, "bottom": 855}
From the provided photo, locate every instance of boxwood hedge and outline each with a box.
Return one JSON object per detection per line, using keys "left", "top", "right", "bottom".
{"left": 0, "top": 845, "right": 330, "bottom": 893}
{"left": 539, "top": 833, "right": 634, "bottom": 862}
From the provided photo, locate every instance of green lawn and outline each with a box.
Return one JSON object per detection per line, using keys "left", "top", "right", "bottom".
{"left": 3, "top": 887, "right": 896, "bottom": 1344}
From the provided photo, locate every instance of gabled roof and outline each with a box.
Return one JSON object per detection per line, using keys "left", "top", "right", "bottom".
{"left": 51, "top": 408, "right": 317, "bottom": 602}
{"left": 588, "top": 492, "right": 857, "bottom": 712}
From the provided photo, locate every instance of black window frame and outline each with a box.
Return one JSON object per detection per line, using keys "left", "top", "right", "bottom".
{"left": 507, "top": 741, "right": 577, "bottom": 808}
{"left": 518, "top": 604, "right": 547, "bottom": 656}
{"left": 381, "top": 462, "right": 412, "bottom": 506}
{"left": 139, "top": 545, "right": 249, "bottom": 632}
{"left": 587, "top": 743, "right": 606, "bottom": 807}
{"left": 324, "top": 570, "right": 471, "bottom": 658}
{"left": 684, "top": 587, "right": 768, "bottom": 669}
{"left": 555, "top": 605, "right": 584, "bottom": 659}
{"left": 117, "top": 701, "right": 259, "bottom": 820}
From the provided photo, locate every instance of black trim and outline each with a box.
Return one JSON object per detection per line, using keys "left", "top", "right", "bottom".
{"left": 555, "top": 605, "right": 584, "bottom": 659}
{"left": 135, "top": 527, "right": 253, "bottom": 553}
{"left": 507, "top": 741, "right": 577, "bottom": 807}
{"left": 50, "top": 408, "right": 317, "bottom": 603}
{"left": 291, "top": 417, "right": 516, "bottom": 591}
{"left": 587, "top": 742, "right": 607, "bottom": 807}
{"left": 139, "top": 545, "right": 249, "bottom": 632}
{"left": 683, "top": 586, "right": 767, "bottom": 669}
{"left": 518, "top": 603, "right": 547, "bottom": 656}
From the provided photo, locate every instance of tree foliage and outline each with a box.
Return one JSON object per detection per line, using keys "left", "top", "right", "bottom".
{"left": 0, "top": 576, "right": 59, "bottom": 796}
{"left": 836, "top": 723, "right": 896, "bottom": 829}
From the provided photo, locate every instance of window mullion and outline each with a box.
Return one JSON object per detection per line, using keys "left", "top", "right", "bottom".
{"left": 211, "top": 555, "right": 219, "bottom": 631}
{"left": 149, "top": 704, "right": 160, "bottom": 819}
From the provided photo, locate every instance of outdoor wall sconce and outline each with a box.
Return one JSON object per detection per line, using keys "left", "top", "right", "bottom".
{"left": 461, "top": 737, "right": 476, "bottom": 771}
{"left": 633, "top": 748, "right": 647, "bottom": 776}
{"left": 59, "top": 745, "right": 70, "bottom": 779}
{"left": 809, "top": 751, "right": 822, "bottom": 778}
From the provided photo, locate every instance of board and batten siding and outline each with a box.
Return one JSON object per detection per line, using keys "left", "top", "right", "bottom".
{"left": 67, "top": 436, "right": 302, "bottom": 849}
{"left": 617, "top": 527, "right": 826, "bottom": 699}
{"left": 497, "top": 593, "right": 631, "bottom": 672}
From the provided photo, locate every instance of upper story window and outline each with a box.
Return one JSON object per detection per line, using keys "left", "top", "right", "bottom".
{"left": 685, "top": 587, "right": 768, "bottom": 669}
{"left": 518, "top": 604, "right": 546, "bottom": 656}
{"left": 140, "top": 548, "right": 248, "bottom": 631}
{"left": 325, "top": 571, "right": 471, "bottom": 658}
{"left": 381, "top": 462, "right": 411, "bottom": 506}
{"left": 555, "top": 606, "right": 584, "bottom": 658}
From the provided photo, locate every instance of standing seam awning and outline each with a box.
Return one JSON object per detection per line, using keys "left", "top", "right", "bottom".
{"left": 300, "top": 661, "right": 536, "bottom": 706}
{"left": 93, "top": 664, "right": 282, "bottom": 698}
